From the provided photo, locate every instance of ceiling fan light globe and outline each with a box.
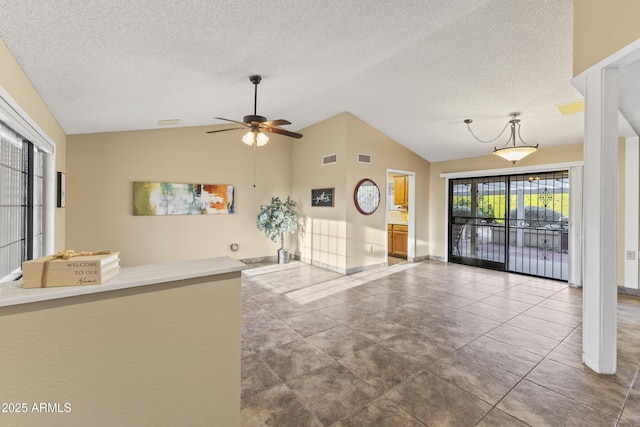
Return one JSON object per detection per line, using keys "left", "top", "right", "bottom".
{"left": 256, "top": 132, "right": 269, "bottom": 146}
{"left": 242, "top": 131, "right": 255, "bottom": 145}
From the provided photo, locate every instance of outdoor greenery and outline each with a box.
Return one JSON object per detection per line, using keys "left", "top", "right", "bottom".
{"left": 452, "top": 197, "right": 493, "bottom": 221}
{"left": 508, "top": 206, "right": 566, "bottom": 228}
{"left": 452, "top": 193, "right": 569, "bottom": 226}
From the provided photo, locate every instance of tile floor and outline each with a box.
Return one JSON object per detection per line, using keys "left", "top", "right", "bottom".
{"left": 240, "top": 260, "right": 640, "bottom": 426}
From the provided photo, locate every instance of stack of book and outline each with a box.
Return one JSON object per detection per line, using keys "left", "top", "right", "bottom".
{"left": 22, "top": 252, "right": 120, "bottom": 288}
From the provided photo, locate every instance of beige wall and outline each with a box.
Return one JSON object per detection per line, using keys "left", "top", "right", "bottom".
{"left": 0, "top": 273, "right": 241, "bottom": 426}
{"left": 68, "top": 111, "right": 430, "bottom": 273}
{"left": 67, "top": 126, "right": 292, "bottom": 267}
{"left": 0, "top": 39, "right": 66, "bottom": 251}
{"left": 428, "top": 143, "right": 584, "bottom": 260}
{"left": 292, "top": 113, "right": 349, "bottom": 270}
{"left": 293, "top": 113, "right": 430, "bottom": 273}
{"left": 345, "top": 114, "right": 430, "bottom": 270}
{"left": 573, "top": 0, "right": 640, "bottom": 75}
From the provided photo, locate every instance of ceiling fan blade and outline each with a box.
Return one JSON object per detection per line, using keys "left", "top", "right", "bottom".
{"left": 213, "top": 117, "right": 249, "bottom": 126}
{"left": 206, "top": 127, "right": 246, "bottom": 134}
{"left": 263, "top": 119, "right": 291, "bottom": 127}
{"left": 266, "top": 127, "right": 303, "bottom": 139}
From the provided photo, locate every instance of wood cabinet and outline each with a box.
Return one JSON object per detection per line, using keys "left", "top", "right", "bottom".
{"left": 393, "top": 176, "right": 408, "bottom": 206}
{"left": 388, "top": 224, "right": 408, "bottom": 258}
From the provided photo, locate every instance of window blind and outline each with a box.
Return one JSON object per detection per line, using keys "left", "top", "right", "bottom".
{"left": 0, "top": 122, "right": 43, "bottom": 280}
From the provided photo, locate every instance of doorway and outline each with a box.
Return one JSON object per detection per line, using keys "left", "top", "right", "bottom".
{"left": 386, "top": 170, "right": 415, "bottom": 264}
{"left": 448, "top": 170, "right": 569, "bottom": 281}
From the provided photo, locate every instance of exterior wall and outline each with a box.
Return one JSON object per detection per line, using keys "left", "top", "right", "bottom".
{"left": 573, "top": 0, "right": 640, "bottom": 76}
{"left": 428, "top": 143, "right": 584, "bottom": 261}
{"left": 67, "top": 126, "right": 292, "bottom": 267}
{"left": 0, "top": 39, "right": 66, "bottom": 251}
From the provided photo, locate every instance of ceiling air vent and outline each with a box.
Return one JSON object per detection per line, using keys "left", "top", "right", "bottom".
{"left": 322, "top": 154, "right": 338, "bottom": 165}
{"left": 358, "top": 153, "right": 372, "bottom": 164}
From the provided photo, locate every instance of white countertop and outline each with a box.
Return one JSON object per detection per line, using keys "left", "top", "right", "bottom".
{"left": 0, "top": 256, "right": 246, "bottom": 308}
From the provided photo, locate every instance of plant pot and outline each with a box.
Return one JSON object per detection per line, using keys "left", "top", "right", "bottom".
{"left": 277, "top": 248, "right": 290, "bottom": 264}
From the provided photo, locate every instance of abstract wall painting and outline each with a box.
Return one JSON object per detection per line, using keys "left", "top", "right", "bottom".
{"left": 133, "top": 182, "right": 235, "bottom": 216}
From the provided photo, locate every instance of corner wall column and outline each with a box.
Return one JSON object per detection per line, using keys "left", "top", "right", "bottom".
{"left": 582, "top": 67, "right": 618, "bottom": 374}
{"left": 624, "top": 136, "right": 639, "bottom": 289}
{"left": 568, "top": 165, "right": 583, "bottom": 287}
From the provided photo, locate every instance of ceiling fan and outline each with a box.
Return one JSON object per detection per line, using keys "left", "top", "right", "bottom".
{"left": 206, "top": 75, "right": 303, "bottom": 146}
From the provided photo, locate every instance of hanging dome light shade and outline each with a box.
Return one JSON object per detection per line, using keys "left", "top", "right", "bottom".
{"left": 464, "top": 112, "right": 539, "bottom": 164}
{"left": 493, "top": 145, "right": 538, "bottom": 163}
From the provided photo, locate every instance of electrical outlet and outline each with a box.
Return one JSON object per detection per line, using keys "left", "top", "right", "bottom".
{"left": 368, "top": 245, "right": 374, "bottom": 253}
{"left": 626, "top": 250, "right": 636, "bottom": 261}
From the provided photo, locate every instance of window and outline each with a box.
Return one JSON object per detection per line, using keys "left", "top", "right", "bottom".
{"left": 0, "top": 122, "right": 44, "bottom": 281}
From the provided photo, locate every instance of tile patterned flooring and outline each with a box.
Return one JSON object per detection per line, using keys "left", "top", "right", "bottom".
{"left": 240, "top": 260, "right": 640, "bottom": 426}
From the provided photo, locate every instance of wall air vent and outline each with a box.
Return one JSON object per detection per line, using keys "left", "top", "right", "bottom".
{"left": 358, "top": 153, "right": 372, "bottom": 164}
{"left": 322, "top": 154, "right": 338, "bottom": 165}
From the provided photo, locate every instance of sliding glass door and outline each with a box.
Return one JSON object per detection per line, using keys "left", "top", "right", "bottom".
{"left": 449, "top": 171, "right": 569, "bottom": 281}
{"left": 506, "top": 172, "right": 569, "bottom": 280}
{"left": 449, "top": 176, "right": 507, "bottom": 271}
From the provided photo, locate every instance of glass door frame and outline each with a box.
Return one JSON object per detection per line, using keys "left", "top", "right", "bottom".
{"left": 447, "top": 170, "right": 570, "bottom": 281}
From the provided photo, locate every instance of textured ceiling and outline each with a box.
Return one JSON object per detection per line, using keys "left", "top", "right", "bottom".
{"left": 0, "top": 0, "right": 587, "bottom": 162}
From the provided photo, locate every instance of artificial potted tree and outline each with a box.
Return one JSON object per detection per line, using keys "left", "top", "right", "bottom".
{"left": 256, "top": 196, "right": 306, "bottom": 263}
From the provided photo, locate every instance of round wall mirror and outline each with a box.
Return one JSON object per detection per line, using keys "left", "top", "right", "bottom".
{"left": 354, "top": 179, "right": 380, "bottom": 215}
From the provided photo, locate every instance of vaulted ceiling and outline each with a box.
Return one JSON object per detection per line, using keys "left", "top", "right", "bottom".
{"left": 0, "top": 0, "right": 586, "bottom": 162}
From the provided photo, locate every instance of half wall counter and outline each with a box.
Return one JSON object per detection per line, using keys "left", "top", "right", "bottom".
{"left": 0, "top": 256, "right": 245, "bottom": 427}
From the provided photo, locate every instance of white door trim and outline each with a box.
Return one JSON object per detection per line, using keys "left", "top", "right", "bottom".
{"left": 386, "top": 169, "right": 416, "bottom": 261}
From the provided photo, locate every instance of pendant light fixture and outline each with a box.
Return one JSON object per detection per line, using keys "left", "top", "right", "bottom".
{"left": 464, "top": 112, "right": 538, "bottom": 164}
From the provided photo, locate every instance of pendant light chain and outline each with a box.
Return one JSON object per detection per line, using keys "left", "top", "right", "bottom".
{"left": 465, "top": 120, "right": 510, "bottom": 144}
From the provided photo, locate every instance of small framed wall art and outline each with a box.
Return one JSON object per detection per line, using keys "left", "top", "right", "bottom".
{"left": 311, "top": 188, "right": 334, "bottom": 207}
